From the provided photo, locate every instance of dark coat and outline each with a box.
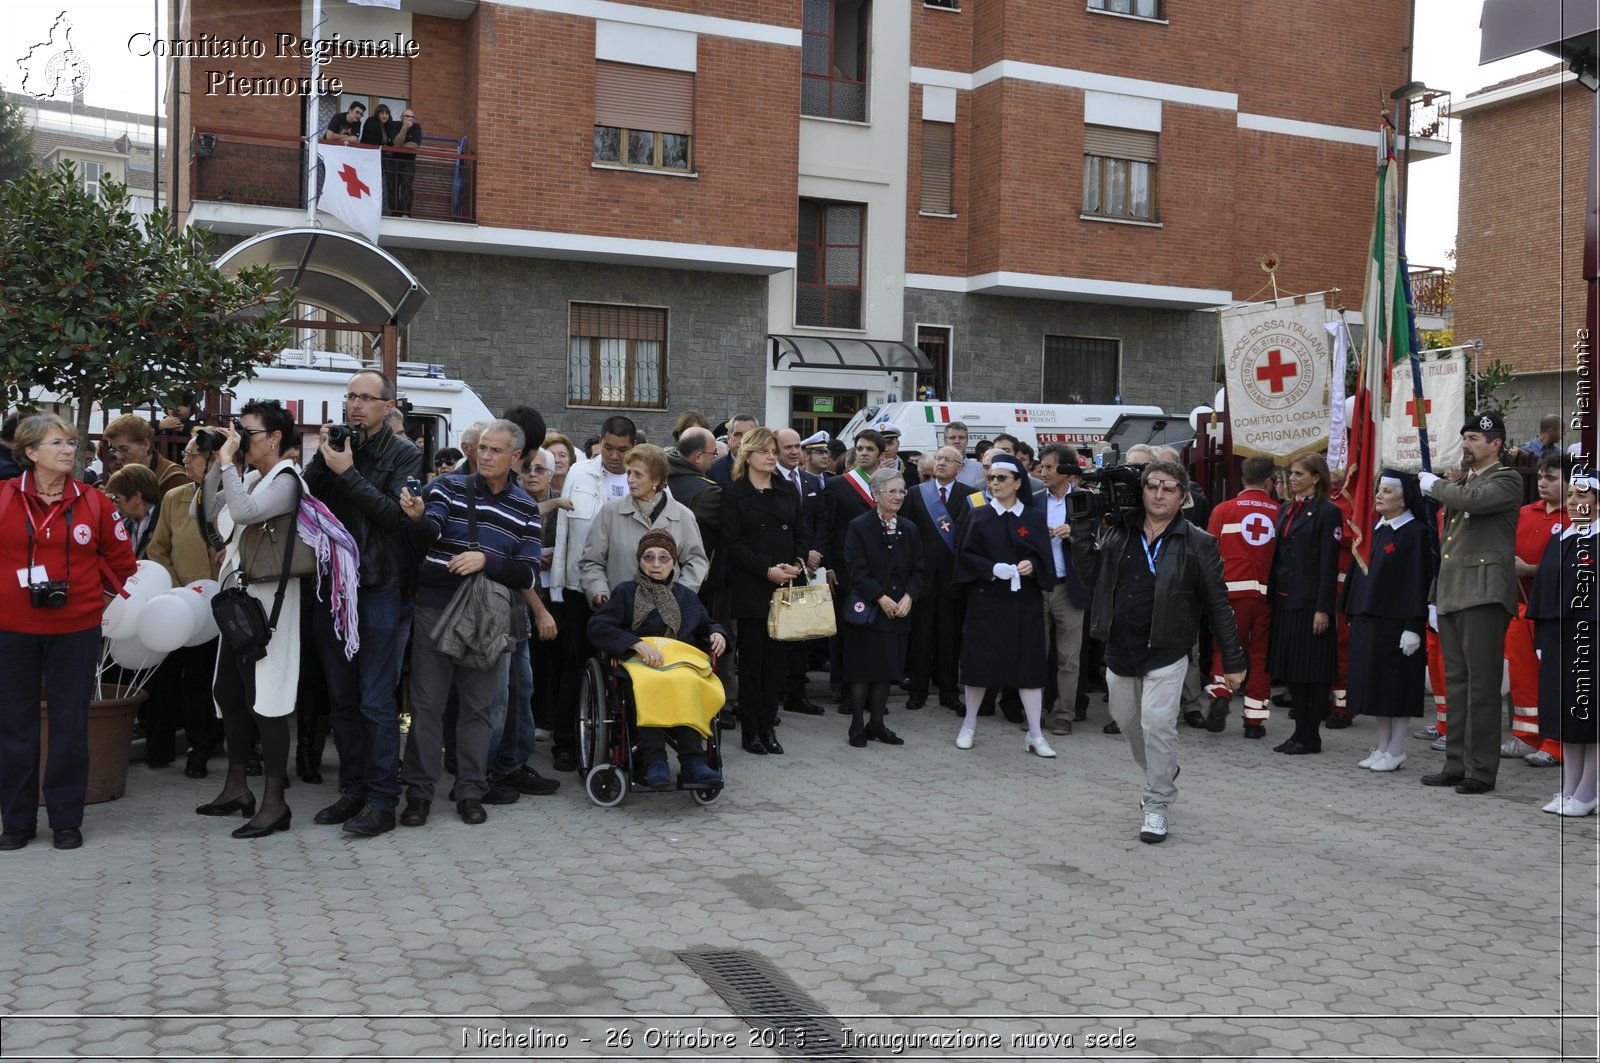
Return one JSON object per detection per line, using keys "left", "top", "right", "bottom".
{"left": 666, "top": 450, "right": 723, "bottom": 591}
{"left": 720, "top": 475, "right": 808, "bottom": 619}
{"left": 1033, "top": 485, "right": 1091, "bottom": 608}
{"left": 903, "top": 477, "right": 978, "bottom": 599}
{"left": 1339, "top": 515, "right": 1431, "bottom": 628}
{"left": 1528, "top": 530, "right": 1599, "bottom": 742}
{"left": 708, "top": 453, "right": 735, "bottom": 489}
{"left": 1270, "top": 497, "right": 1341, "bottom": 613}
{"left": 815, "top": 472, "right": 874, "bottom": 589}
{"left": 303, "top": 426, "right": 424, "bottom": 589}
{"left": 954, "top": 501, "right": 1055, "bottom": 688}
{"left": 586, "top": 577, "right": 726, "bottom": 659}
{"left": 843, "top": 511, "right": 926, "bottom": 633}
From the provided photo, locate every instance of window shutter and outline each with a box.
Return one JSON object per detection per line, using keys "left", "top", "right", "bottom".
{"left": 1083, "top": 125, "right": 1158, "bottom": 163}
{"left": 320, "top": 56, "right": 412, "bottom": 100}
{"left": 920, "top": 121, "right": 954, "bottom": 214}
{"left": 595, "top": 62, "right": 694, "bottom": 136}
{"left": 571, "top": 303, "right": 667, "bottom": 342}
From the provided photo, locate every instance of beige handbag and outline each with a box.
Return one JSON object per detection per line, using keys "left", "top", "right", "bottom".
{"left": 238, "top": 480, "right": 316, "bottom": 586}
{"left": 767, "top": 562, "right": 836, "bottom": 641}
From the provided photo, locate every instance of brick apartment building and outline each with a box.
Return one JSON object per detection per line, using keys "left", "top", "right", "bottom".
{"left": 1452, "top": 65, "right": 1588, "bottom": 444}
{"left": 173, "top": 0, "right": 1430, "bottom": 442}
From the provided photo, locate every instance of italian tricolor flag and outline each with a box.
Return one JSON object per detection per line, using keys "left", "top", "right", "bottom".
{"left": 924, "top": 405, "right": 951, "bottom": 423}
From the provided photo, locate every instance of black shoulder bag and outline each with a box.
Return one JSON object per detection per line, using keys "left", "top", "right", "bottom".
{"left": 211, "top": 483, "right": 302, "bottom": 665}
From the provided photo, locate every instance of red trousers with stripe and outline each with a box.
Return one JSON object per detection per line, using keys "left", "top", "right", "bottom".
{"left": 1427, "top": 627, "right": 1448, "bottom": 736}
{"left": 1505, "top": 605, "right": 1560, "bottom": 759}
{"left": 1209, "top": 596, "right": 1272, "bottom": 721}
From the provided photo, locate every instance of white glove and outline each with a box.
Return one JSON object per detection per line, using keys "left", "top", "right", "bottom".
{"left": 992, "top": 562, "right": 1018, "bottom": 581}
{"left": 1418, "top": 471, "right": 1440, "bottom": 495}
{"left": 1399, "top": 630, "right": 1421, "bottom": 656}
{"left": 1536, "top": 649, "right": 1543, "bottom": 662}
{"left": 1427, "top": 605, "right": 1438, "bottom": 632}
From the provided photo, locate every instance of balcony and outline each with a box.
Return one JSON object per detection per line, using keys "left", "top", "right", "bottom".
{"left": 1409, "top": 265, "right": 1453, "bottom": 319}
{"left": 190, "top": 128, "right": 476, "bottom": 224}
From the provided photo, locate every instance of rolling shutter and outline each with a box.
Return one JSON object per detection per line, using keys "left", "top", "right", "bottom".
{"left": 594, "top": 61, "right": 694, "bottom": 136}
{"left": 1083, "top": 125, "right": 1158, "bottom": 162}
{"left": 321, "top": 56, "right": 412, "bottom": 100}
{"left": 920, "top": 121, "right": 954, "bottom": 214}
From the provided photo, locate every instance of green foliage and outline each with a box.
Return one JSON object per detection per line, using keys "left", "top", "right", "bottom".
{"left": 0, "top": 97, "right": 32, "bottom": 187}
{"left": 1466, "top": 357, "right": 1521, "bottom": 420}
{"left": 0, "top": 161, "right": 293, "bottom": 468}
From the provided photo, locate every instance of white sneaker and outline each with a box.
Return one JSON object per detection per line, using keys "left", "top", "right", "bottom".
{"left": 1358, "top": 748, "right": 1381, "bottom": 768}
{"left": 1139, "top": 810, "right": 1168, "bottom": 843}
{"left": 1430, "top": 735, "right": 1448, "bottom": 752}
{"left": 1413, "top": 724, "right": 1440, "bottom": 740}
{"left": 955, "top": 728, "right": 975, "bottom": 750}
{"left": 1542, "top": 793, "right": 1567, "bottom": 814}
{"left": 1370, "top": 751, "right": 1405, "bottom": 772}
{"left": 1025, "top": 734, "right": 1057, "bottom": 758}
{"left": 1525, "top": 750, "right": 1560, "bottom": 767}
{"left": 1500, "top": 737, "right": 1529, "bottom": 758}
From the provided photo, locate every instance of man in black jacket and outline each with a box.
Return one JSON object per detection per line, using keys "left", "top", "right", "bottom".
{"left": 667, "top": 427, "right": 723, "bottom": 600}
{"left": 303, "top": 370, "right": 423, "bottom": 838}
{"left": 904, "top": 445, "right": 978, "bottom": 711}
{"left": 1072, "top": 459, "right": 1246, "bottom": 845}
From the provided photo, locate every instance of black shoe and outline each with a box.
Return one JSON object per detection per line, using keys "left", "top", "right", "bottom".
{"left": 551, "top": 749, "right": 578, "bottom": 773}
{"left": 342, "top": 806, "right": 396, "bottom": 837}
{"left": 399, "top": 798, "right": 431, "bottom": 826}
{"left": 456, "top": 799, "right": 487, "bottom": 824}
{"left": 1325, "top": 714, "right": 1354, "bottom": 730}
{"left": 836, "top": 703, "right": 852, "bottom": 715}
{"left": 787, "top": 699, "right": 825, "bottom": 716}
{"left": 295, "top": 748, "right": 323, "bottom": 784}
{"left": 496, "top": 766, "right": 560, "bottom": 795}
{"left": 941, "top": 696, "right": 963, "bottom": 714}
{"left": 1455, "top": 778, "right": 1495, "bottom": 794}
{"left": 1206, "top": 700, "right": 1229, "bottom": 733}
{"left": 848, "top": 731, "right": 868, "bottom": 748}
{"left": 1103, "top": 720, "right": 1121, "bottom": 735}
{"left": 1421, "top": 772, "right": 1465, "bottom": 787}
{"left": 867, "top": 725, "right": 904, "bottom": 746}
{"left": 1074, "top": 693, "right": 1090, "bottom": 721}
{"left": 0, "top": 827, "right": 36, "bottom": 850}
{"left": 195, "top": 792, "right": 256, "bottom": 817}
{"left": 716, "top": 710, "right": 739, "bottom": 731}
{"left": 1183, "top": 710, "right": 1207, "bottom": 729}
{"left": 761, "top": 730, "right": 784, "bottom": 755}
{"left": 741, "top": 736, "right": 769, "bottom": 755}
{"left": 313, "top": 794, "right": 364, "bottom": 825}
{"left": 905, "top": 696, "right": 926, "bottom": 711}
{"left": 231, "top": 809, "right": 292, "bottom": 839}
{"left": 52, "top": 828, "right": 83, "bottom": 850}
{"left": 1275, "top": 738, "right": 1319, "bottom": 754}
{"left": 1272, "top": 693, "right": 1294, "bottom": 709}
{"left": 481, "top": 784, "right": 520, "bottom": 805}
{"left": 184, "top": 753, "right": 209, "bottom": 780}
{"left": 1243, "top": 724, "right": 1265, "bottom": 740}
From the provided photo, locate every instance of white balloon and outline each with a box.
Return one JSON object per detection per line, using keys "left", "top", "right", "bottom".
{"left": 138, "top": 593, "right": 194, "bottom": 653}
{"left": 109, "top": 634, "right": 165, "bottom": 671}
{"left": 1189, "top": 405, "right": 1213, "bottom": 432}
{"left": 1213, "top": 387, "right": 1227, "bottom": 412}
{"left": 130, "top": 559, "right": 173, "bottom": 598}
{"left": 181, "top": 580, "right": 220, "bottom": 647}
{"left": 101, "top": 593, "right": 144, "bottom": 640}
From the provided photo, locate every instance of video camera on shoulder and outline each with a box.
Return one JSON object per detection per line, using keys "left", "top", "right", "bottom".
{"left": 1065, "top": 463, "right": 1147, "bottom": 523}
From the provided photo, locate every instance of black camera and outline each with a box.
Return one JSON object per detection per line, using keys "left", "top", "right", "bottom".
{"left": 29, "top": 580, "right": 69, "bottom": 609}
{"left": 193, "top": 427, "right": 227, "bottom": 454}
{"left": 326, "top": 424, "right": 359, "bottom": 451}
{"left": 1065, "top": 463, "right": 1148, "bottom": 523}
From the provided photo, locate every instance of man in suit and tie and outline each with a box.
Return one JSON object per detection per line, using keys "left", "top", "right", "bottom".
{"left": 708, "top": 413, "right": 759, "bottom": 488}
{"left": 1036, "top": 443, "right": 1092, "bottom": 735}
{"left": 904, "top": 445, "right": 979, "bottom": 711}
{"left": 777, "top": 427, "right": 827, "bottom": 715}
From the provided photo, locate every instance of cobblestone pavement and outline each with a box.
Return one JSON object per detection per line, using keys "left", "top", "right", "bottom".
{"left": 0, "top": 691, "right": 1594, "bottom": 1061}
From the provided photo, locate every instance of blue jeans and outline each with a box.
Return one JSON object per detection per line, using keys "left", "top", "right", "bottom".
{"left": 317, "top": 585, "right": 409, "bottom": 812}
{"left": 489, "top": 638, "right": 535, "bottom": 777}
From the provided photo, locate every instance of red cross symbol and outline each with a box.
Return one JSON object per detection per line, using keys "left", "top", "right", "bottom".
{"left": 1015, "top": 525, "right": 1029, "bottom": 537}
{"left": 1254, "top": 349, "right": 1298, "bottom": 394}
{"left": 1404, "top": 397, "right": 1432, "bottom": 427}
{"left": 1383, "top": 543, "right": 1397, "bottom": 555}
{"left": 337, "top": 163, "right": 371, "bottom": 199}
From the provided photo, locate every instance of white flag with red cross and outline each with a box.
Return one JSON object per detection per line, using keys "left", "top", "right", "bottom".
{"left": 1220, "top": 297, "right": 1332, "bottom": 461}
{"left": 315, "top": 144, "right": 383, "bottom": 243}
{"left": 1380, "top": 350, "right": 1466, "bottom": 472}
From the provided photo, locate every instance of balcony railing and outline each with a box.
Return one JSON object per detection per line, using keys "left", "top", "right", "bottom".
{"left": 191, "top": 128, "right": 476, "bottom": 223}
{"left": 1409, "top": 265, "right": 1453, "bottom": 319}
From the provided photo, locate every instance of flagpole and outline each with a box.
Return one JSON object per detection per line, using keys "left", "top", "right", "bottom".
{"left": 1392, "top": 101, "right": 1433, "bottom": 476}
{"left": 305, "top": 0, "right": 323, "bottom": 225}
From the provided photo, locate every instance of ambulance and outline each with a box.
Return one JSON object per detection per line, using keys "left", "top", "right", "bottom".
{"left": 837, "top": 400, "right": 1167, "bottom": 457}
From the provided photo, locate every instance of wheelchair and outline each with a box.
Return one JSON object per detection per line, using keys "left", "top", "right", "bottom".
{"left": 576, "top": 656, "right": 725, "bottom": 808}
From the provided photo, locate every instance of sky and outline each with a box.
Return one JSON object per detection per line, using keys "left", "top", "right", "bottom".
{"left": 0, "top": 0, "right": 1566, "bottom": 268}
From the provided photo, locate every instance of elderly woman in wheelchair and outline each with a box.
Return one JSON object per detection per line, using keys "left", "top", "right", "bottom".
{"left": 586, "top": 530, "right": 728, "bottom": 792}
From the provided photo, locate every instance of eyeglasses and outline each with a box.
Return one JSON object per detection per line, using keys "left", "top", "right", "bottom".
{"left": 110, "top": 443, "right": 140, "bottom": 455}
{"left": 878, "top": 488, "right": 908, "bottom": 496}
{"left": 983, "top": 473, "right": 1013, "bottom": 483}
{"left": 236, "top": 427, "right": 264, "bottom": 440}
{"left": 1145, "top": 481, "right": 1184, "bottom": 495}
{"left": 640, "top": 551, "right": 674, "bottom": 565}
{"left": 38, "top": 439, "right": 81, "bottom": 450}
{"left": 345, "top": 392, "right": 385, "bottom": 404}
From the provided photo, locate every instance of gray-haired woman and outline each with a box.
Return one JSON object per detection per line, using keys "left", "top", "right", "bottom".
{"left": 840, "top": 469, "right": 925, "bottom": 746}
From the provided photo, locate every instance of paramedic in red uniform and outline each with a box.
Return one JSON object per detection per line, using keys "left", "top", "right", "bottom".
{"left": 1504, "top": 451, "right": 1567, "bottom": 766}
{"left": 1201, "top": 457, "right": 1277, "bottom": 737}
{"left": 1327, "top": 472, "right": 1356, "bottom": 727}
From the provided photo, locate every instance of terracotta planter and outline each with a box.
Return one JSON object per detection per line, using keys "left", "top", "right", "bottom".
{"left": 39, "top": 686, "right": 147, "bottom": 805}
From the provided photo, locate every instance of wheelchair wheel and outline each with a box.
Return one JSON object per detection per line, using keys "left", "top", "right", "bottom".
{"left": 577, "top": 658, "right": 609, "bottom": 773}
{"left": 585, "top": 764, "right": 627, "bottom": 808}
{"left": 690, "top": 784, "right": 723, "bottom": 806}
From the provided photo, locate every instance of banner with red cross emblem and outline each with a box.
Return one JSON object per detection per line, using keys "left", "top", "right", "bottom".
{"left": 1220, "top": 298, "right": 1332, "bottom": 460}
{"left": 1380, "top": 350, "right": 1465, "bottom": 471}
{"left": 314, "top": 144, "right": 383, "bottom": 243}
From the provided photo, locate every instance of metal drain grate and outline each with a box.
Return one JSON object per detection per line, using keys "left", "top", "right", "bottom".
{"left": 677, "top": 948, "right": 870, "bottom": 1061}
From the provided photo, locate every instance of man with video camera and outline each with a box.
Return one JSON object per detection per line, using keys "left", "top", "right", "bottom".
{"left": 1071, "top": 459, "right": 1246, "bottom": 844}
{"left": 301, "top": 370, "right": 423, "bottom": 837}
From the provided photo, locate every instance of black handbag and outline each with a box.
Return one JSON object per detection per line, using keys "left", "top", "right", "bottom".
{"left": 211, "top": 496, "right": 301, "bottom": 664}
{"left": 841, "top": 591, "right": 880, "bottom": 626}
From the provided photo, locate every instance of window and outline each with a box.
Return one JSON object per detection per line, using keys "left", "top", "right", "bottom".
{"left": 1082, "top": 125, "right": 1157, "bottom": 221}
{"left": 79, "top": 161, "right": 106, "bottom": 199}
{"left": 1088, "top": 0, "right": 1163, "bottom": 17}
{"left": 919, "top": 121, "right": 954, "bottom": 214}
{"left": 593, "top": 62, "right": 694, "bottom": 173}
{"left": 797, "top": 200, "right": 865, "bottom": 329}
{"left": 918, "top": 325, "right": 952, "bottom": 400}
{"left": 568, "top": 304, "right": 667, "bottom": 409}
{"left": 802, "top": 0, "right": 870, "bottom": 122}
{"left": 1043, "top": 336, "right": 1118, "bottom": 404}
{"left": 924, "top": 0, "right": 960, "bottom": 8}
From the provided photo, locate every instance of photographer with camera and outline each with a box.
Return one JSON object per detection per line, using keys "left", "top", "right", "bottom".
{"left": 0, "top": 415, "right": 138, "bottom": 851}
{"left": 1071, "top": 459, "right": 1246, "bottom": 844}
{"left": 300, "top": 371, "right": 423, "bottom": 838}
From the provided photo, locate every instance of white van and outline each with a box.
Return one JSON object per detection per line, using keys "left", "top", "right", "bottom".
{"left": 838, "top": 400, "right": 1166, "bottom": 456}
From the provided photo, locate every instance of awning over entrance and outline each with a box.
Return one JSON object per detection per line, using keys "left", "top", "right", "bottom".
{"left": 215, "top": 227, "right": 428, "bottom": 328}
{"left": 769, "top": 334, "right": 934, "bottom": 376}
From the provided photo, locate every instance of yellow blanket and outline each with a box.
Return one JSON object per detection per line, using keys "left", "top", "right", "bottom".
{"left": 623, "top": 637, "right": 726, "bottom": 738}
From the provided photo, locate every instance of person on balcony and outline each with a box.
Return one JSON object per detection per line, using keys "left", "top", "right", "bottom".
{"left": 323, "top": 101, "right": 366, "bottom": 146}
{"left": 390, "top": 108, "right": 423, "bottom": 217}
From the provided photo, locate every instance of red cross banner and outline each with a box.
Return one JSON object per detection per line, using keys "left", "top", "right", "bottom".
{"left": 1220, "top": 298, "right": 1332, "bottom": 460}
{"left": 1380, "top": 350, "right": 1465, "bottom": 471}
{"left": 315, "top": 144, "right": 383, "bottom": 243}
